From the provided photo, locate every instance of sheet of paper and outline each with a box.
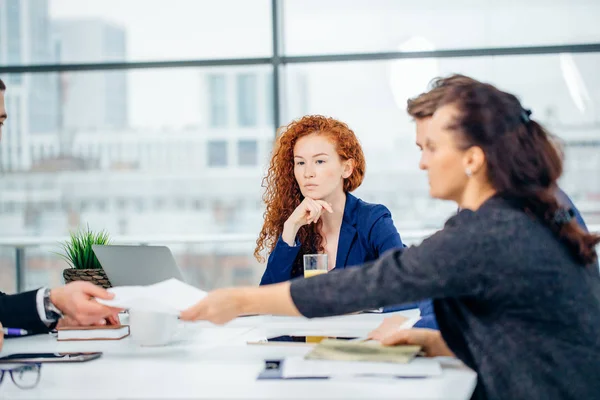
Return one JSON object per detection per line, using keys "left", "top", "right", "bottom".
{"left": 96, "top": 278, "right": 207, "bottom": 314}
{"left": 149, "top": 279, "right": 208, "bottom": 310}
{"left": 282, "top": 356, "right": 442, "bottom": 379}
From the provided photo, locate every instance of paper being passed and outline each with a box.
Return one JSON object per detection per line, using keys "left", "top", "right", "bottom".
{"left": 96, "top": 278, "right": 207, "bottom": 314}
{"left": 282, "top": 356, "right": 442, "bottom": 378}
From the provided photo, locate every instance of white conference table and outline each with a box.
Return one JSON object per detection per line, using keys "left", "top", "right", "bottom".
{"left": 0, "top": 311, "right": 477, "bottom": 399}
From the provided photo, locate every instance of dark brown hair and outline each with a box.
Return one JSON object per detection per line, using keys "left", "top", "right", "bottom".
{"left": 408, "top": 73, "right": 568, "bottom": 164}
{"left": 438, "top": 81, "right": 599, "bottom": 265}
{"left": 406, "top": 74, "right": 478, "bottom": 118}
{"left": 0, "top": 78, "right": 5, "bottom": 91}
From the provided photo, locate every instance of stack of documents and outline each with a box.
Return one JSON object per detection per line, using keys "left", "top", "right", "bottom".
{"left": 270, "top": 339, "right": 442, "bottom": 379}
{"left": 305, "top": 339, "right": 421, "bottom": 363}
{"left": 96, "top": 278, "right": 207, "bottom": 314}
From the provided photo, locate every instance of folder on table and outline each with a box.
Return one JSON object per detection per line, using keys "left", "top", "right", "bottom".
{"left": 305, "top": 339, "right": 422, "bottom": 363}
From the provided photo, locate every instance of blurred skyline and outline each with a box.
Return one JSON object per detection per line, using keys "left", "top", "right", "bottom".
{"left": 43, "top": 0, "right": 600, "bottom": 131}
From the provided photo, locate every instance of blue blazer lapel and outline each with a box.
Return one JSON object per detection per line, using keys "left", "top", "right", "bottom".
{"left": 335, "top": 194, "right": 358, "bottom": 269}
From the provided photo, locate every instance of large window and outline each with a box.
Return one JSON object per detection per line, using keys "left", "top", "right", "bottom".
{"left": 283, "top": 0, "right": 600, "bottom": 55}
{"left": 37, "top": 0, "right": 273, "bottom": 64}
{"left": 0, "top": 0, "right": 598, "bottom": 292}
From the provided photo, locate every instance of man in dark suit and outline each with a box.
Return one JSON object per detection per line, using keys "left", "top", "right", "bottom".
{"left": 0, "top": 78, "right": 120, "bottom": 349}
{"left": 0, "top": 281, "right": 120, "bottom": 333}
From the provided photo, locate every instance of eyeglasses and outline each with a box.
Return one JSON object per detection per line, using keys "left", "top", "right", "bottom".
{"left": 0, "top": 363, "right": 42, "bottom": 389}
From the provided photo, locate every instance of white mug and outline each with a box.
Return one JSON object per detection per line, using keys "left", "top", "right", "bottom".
{"left": 128, "top": 309, "right": 179, "bottom": 346}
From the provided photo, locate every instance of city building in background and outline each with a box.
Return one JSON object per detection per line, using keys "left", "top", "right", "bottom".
{"left": 53, "top": 19, "right": 128, "bottom": 132}
{"left": 0, "top": 0, "right": 60, "bottom": 171}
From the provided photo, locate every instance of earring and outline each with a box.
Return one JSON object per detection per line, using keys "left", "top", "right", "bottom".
{"left": 465, "top": 168, "right": 472, "bottom": 177}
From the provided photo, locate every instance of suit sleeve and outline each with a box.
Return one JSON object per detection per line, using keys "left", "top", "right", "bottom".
{"left": 259, "top": 236, "right": 302, "bottom": 285}
{"left": 0, "top": 290, "right": 51, "bottom": 334}
{"left": 290, "top": 211, "right": 488, "bottom": 318}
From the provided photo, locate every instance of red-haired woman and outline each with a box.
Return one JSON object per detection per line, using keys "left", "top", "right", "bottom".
{"left": 255, "top": 114, "right": 401, "bottom": 285}
{"left": 255, "top": 115, "right": 433, "bottom": 322}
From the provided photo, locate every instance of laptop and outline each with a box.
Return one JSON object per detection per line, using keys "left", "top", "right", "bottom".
{"left": 92, "top": 245, "right": 187, "bottom": 287}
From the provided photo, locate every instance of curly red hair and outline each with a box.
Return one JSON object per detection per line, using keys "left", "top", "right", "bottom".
{"left": 254, "top": 115, "right": 366, "bottom": 266}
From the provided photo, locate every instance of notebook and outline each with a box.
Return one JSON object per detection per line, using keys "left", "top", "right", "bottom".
{"left": 56, "top": 325, "right": 130, "bottom": 341}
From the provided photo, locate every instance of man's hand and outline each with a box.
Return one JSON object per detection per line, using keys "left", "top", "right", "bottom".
{"left": 367, "top": 315, "right": 408, "bottom": 341}
{"left": 49, "top": 282, "right": 122, "bottom": 326}
{"left": 380, "top": 328, "right": 455, "bottom": 357}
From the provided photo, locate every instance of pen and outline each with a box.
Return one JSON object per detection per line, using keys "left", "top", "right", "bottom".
{"left": 3, "top": 327, "right": 31, "bottom": 337}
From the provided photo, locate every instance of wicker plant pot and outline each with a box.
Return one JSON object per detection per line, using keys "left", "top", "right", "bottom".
{"left": 63, "top": 269, "right": 112, "bottom": 289}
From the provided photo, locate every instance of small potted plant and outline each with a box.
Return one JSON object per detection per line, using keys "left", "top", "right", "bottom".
{"left": 59, "top": 225, "right": 113, "bottom": 289}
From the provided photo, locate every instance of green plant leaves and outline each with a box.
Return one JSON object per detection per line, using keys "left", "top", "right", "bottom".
{"left": 56, "top": 225, "right": 111, "bottom": 270}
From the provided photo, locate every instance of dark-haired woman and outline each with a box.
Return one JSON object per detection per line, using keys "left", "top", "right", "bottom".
{"left": 182, "top": 80, "right": 600, "bottom": 400}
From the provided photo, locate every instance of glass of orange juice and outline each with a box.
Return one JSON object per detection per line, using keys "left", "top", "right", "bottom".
{"left": 303, "top": 254, "right": 328, "bottom": 278}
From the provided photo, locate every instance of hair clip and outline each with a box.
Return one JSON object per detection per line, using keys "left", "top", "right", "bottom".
{"left": 553, "top": 208, "right": 575, "bottom": 225}
{"left": 520, "top": 108, "right": 532, "bottom": 124}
